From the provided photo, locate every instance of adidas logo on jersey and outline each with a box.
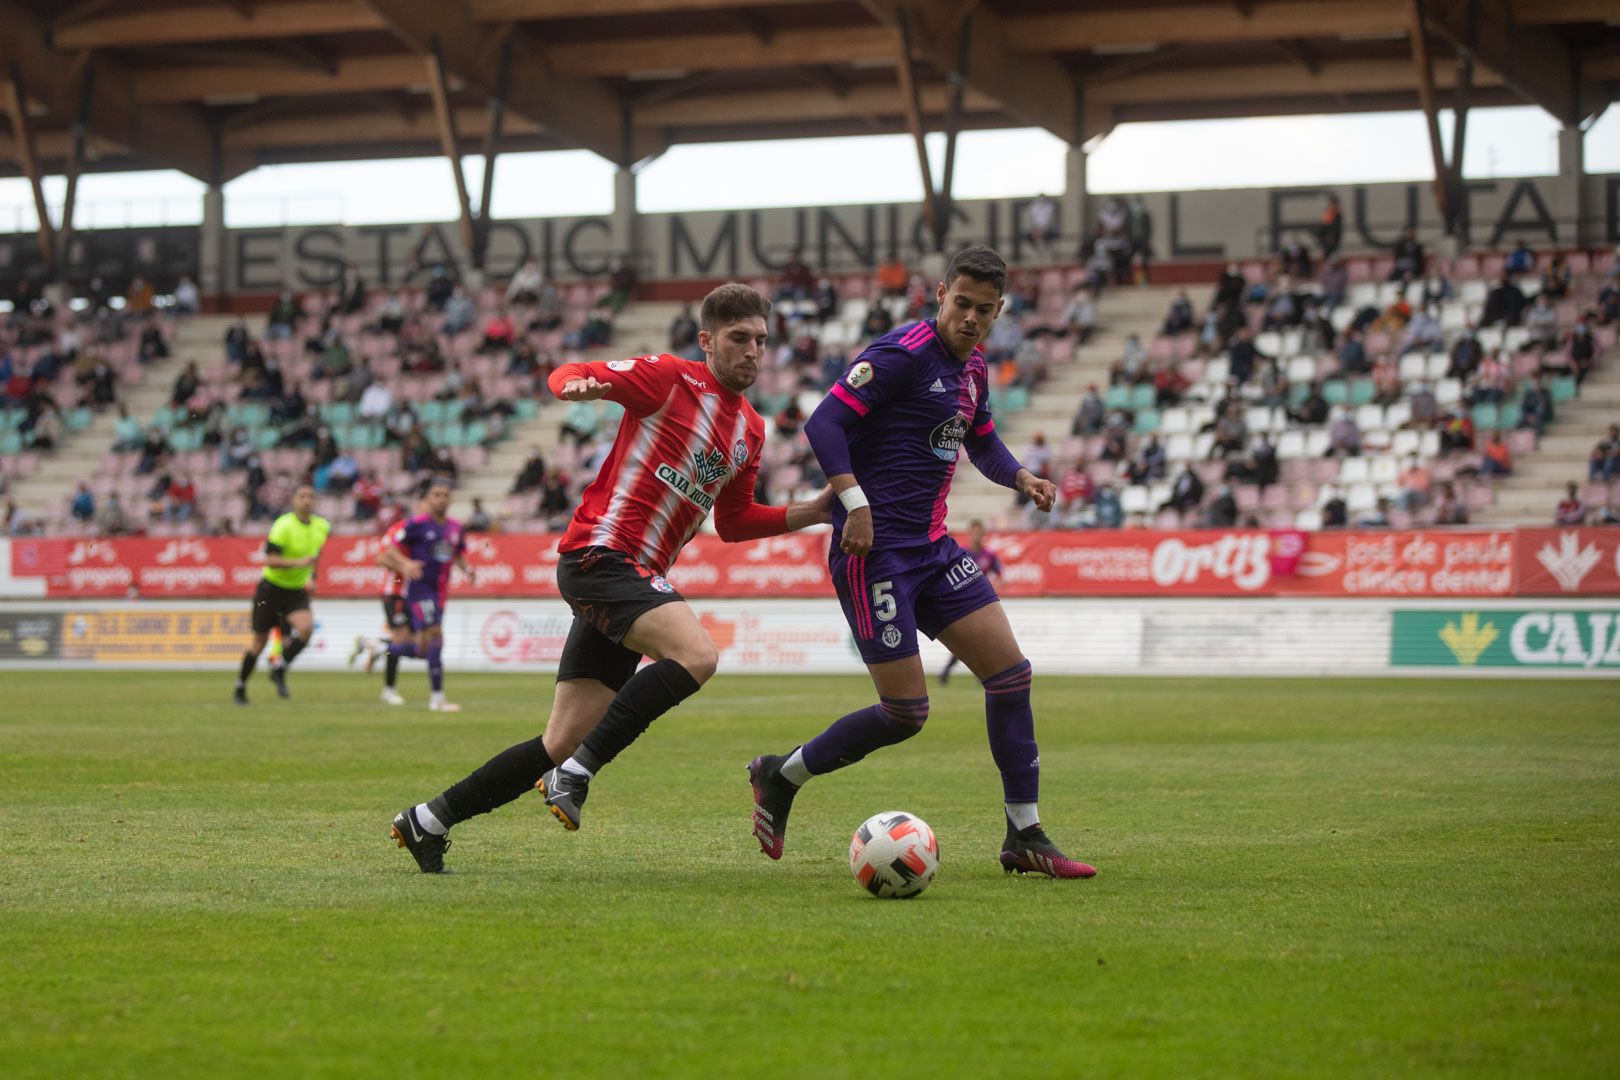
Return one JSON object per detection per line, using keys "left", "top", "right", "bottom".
{"left": 929, "top": 378, "right": 947, "bottom": 392}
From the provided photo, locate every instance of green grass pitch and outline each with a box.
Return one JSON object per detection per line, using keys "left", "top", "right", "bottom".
{"left": 2, "top": 671, "right": 1617, "bottom": 1077}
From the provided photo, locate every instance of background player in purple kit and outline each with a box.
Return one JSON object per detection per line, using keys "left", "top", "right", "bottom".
{"left": 939, "top": 519, "right": 1003, "bottom": 685}
{"left": 748, "top": 244, "right": 1096, "bottom": 880}
{"left": 376, "top": 478, "right": 476, "bottom": 712}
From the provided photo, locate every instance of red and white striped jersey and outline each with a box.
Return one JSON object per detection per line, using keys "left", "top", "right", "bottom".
{"left": 549, "top": 353, "right": 777, "bottom": 575}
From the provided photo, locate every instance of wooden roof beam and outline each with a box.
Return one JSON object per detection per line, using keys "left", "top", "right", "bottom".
{"left": 1422, "top": 0, "right": 1580, "bottom": 126}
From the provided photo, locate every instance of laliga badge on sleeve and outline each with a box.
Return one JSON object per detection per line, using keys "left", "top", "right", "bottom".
{"left": 846, "top": 361, "right": 874, "bottom": 388}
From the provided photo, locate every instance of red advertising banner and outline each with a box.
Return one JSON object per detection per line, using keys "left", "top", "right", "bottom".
{"left": 13, "top": 528, "right": 1620, "bottom": 601}
{"left": 1515, "top": 528, "right": 1620, "bottom": 597}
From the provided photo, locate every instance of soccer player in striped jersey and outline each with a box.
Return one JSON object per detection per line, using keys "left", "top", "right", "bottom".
{"left": 748, "top": 245, "right": 1097, "bottom": 879}
{"left": 390, "top": 283, "right": 833, "bottom": 872}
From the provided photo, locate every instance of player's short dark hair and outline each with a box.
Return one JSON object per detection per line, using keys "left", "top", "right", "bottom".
{"left": 700, "top": 283, "right": 771, "bottom": 333}
{"left": 944, "top": 244, "right": 1007, "bottom": 294}
{"left": 293, "top": 481, "right": 314, "bottom": 494}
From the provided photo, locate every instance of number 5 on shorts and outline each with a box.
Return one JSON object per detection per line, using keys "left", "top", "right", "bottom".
{"left": 870, "top": 580, "right": 896, "bottom": 623}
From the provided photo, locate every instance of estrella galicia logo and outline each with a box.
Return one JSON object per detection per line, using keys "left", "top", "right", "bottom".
{"left": 691, "top": 446, "right": 729, "bottom": 485}
{"left": 929, "top": 413, "right": 969, "bottom": 461}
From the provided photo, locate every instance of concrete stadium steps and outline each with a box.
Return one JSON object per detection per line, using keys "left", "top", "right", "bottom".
{"left": 449, "top": 301, "right": 682, "bottom": 521}
{"left": 7, "top": 316, "right": 219, "bottom": 522}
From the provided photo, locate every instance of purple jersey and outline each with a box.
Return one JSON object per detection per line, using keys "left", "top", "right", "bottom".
{"left": 826, "top": 320, "right": 995, "bottom": 547}
{"left": 388, "top": 513, "right": 466, "bottom": 609}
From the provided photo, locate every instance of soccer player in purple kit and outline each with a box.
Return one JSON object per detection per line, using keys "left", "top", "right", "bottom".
{"left": 940, "top": 519, "right": 1003, "bottom": 685}
{"left": 748, "top": 245, "right": 1097, "bottom": 880}
{"left": 375, "top": 478, "right": 476, "bottom": 712}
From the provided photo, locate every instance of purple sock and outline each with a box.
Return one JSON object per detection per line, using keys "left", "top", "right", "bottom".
{"left": 800, "top": 696, "right": 929, "bottom": 774}
{"left": 427, "top": 643, "right": 444, "bottom": 692}
{"left": 984, "top": 659, "right": 1038, "bottom": 803}
{"left": 388, "top": 642, "right": 419, "bottom": 658}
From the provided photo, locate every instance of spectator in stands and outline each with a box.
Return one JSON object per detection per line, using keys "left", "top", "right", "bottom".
{"left": 76, "top": 353, "right": 117, "bottom": 410}
{"left": 430, "top": 446, "right": 459, "bottom": 484}
{"left": 1160, "top": 290, "right": 1194, "bottom": 336}
{"left": 336, "top": 266, "right": 367, "bottom": 316}
{"left": 861, "top": 301, "right": 894, "bottom": 341}
{"left": 875, "top": 256, "right": 908, "bottom": 299}
{"left": 347, "top": 472, "right": 382, "bottom": 522}
{"left": 1569, "top": 322, "right": 1596, "bottom": 386}
{"left": 1406, "top": 380, "right": 1439, "bottom": 429}
{"left": 506, "top": 340, "right": 541, "bottom": 377}
{"left": 1226, "top": 432, "right": 1279, "bottom": 490}
{"left": 136, "top": 318, "right": 168, "bottom": 365}
{"left": 441, "top": 286, "right": 476, "bottom": 338}
{"left": 169, "top": 274, "right": 200, "bottom": 315}
{"left": 334, "top": 355, "right": 375, "bottom": 405}
{"left": 358, "top": 377, "right": 392, "bottom": 422}
{"left": 1211, "top": 402, "right": 1250, "bottom": 460}
{"left": 466, "top": 497, "right": 492, "bottom": 534}
{"left": 1480, "top": 430, "right": 1513, "bottom": 477}
{"left": 480, "top": 308, "right": 515, "bottom": 353}
{"left": 1072, "top": 385, "right": 1105, "bottom": 436}
{"left": 539, "top": 469, "right": 572, "bottom": 529}
{"left": 270, "top": 382, "right": 307, "bottom": 426}
{"left": 1320, "top": 485, "right": 1348, "bottom": 528}
{"left": 1371, "top": 293, "right": 1412, "bottom": 335}
{"left": 1227, "top": 325, "right": 1269, "bottom": 387}
{"left": 1480, "top": 276, "right": 1527, "bottom": 328}
{"left": 1261, "top": 281, "right": 1298, "bottom": 330}
{"left": 1326, "top": 406, "right": 1362, "bottom": 458}
{"left": 370, "top": 292, "right": 405, "bottom": 336}
{"left": 136, "top": 427, "right": 171, "bottom": 475}
{"left": 1091, "top": 483, "right": 1122, "bottom": 528}
{"left": 1204, "top": 485, "right": 1238, "bottom": 528}
{"left": 1595, "top": 275, "right": 1620, "bottom": 326}
{"left": 985, "top": 307, "right": 1026, "bottom": 370}
{"left": 1110, "top": 334, "right": 1147, "bottom": 385}
{"left": 1059, "top": 286, "right": 1097, "bottom": 344}
{"left": 1395, "top": 456, "right": 1431, "bottom": 511}
{"left": 1336, "top": 328, "right": 1370, "bottom": 376}
{"left": 383, "top": 401, "right": 418, "bottom": 446}
{"left": 1398, "top": 306, "right": 1444, "bottom": 356}
{"left": 1388, "top": 227, "right": 1425, "bottom": 282}
{"left": 1161, "top": 463, "right": 1205, "bottom": 521}
{"left": 1371, "top": 354, "right": 1402, "bottom": 407}
{"left": 267, "top": 290, "right": 299, "bottom": 340}
{"left": 1519, "top": 376, "right": 1554, "bottom": 438}
{"left": 69, "top": 482, "right": 95, "bottom": 524}
{"left": 1470, "top": 351, "right": 1510, "bottom": 405}
{"left": 315, "top": 337, "right": 354, "bottom": 382}
{"left": 1300, "top": 300, "right": 1336, "bottom": 354}
{"left": 1126, "top": 433, "right": 1167, "bottom": 485}
{"left": 526, "top": 284, "right": 564, "bottom": 332}
{"left": 1290, "top": 381, "right": 1329, "bottom": 427}
{"left": 1314, "top": 257, "right": 1347, "bottom": 312}
{"left": 511, "top": 447, "right": 547, "bottom": 494}
{"left": 424, "top": 265, "right": 456, "bottom": 312}
{"left": 1421, "top": 273, "right": 1454, "bottom": 308}
{"left": 93, "top": 492, "right": 128, "bottom": 537}
{"left": 668, "top": 304, "right": 699, "bottom": 353}
{"left": 1024, "top": 193, "right": 1058, "bottom": 258}
{"left": 570, "top": 306, "right": 614, "bottom": 349}
{"left": 222, "top": 317, "right": 250, "bottom": 364}
{"left": 1153, "top": 359, "right": 1191, "bottom": 408}
{"left": 1439, "top": 409, "right": 1475, "bottom": 455}
{"left": 106, "top": 404, "right": 142, "bottom": 452}
{"left": 1129, "top": 196, "right": 1153, "bottom": 279}
{"left": 1020, "top": 433, "right": 1052, "bottom": 483}
{"left": 125, "top": 274, "right": 155, "bottom": 316}
{"left": 400, "top": 429, "right": 433, "bottom": 472}
{"left": 3, "top": 500, "right": 30, "bottom": 536}
{"left": 1590, "top": 425, "right": 1620, "bottom": 484}
{"left": 1433, "top": 480, "right": 1467, "bottom": 525}
{"left": 1357, "top": 496, "right": 1393, "bottom": 529}
{"left": 506, "top": 259, "right": 544, "bottom": 306}
{"left": 1526, "top": 293, "right": 1560, "bottom": 350}
{"left": 601, "top": 255, "right": 639, "bottom": 312}
{"left": 1447, "top": 324, "right": 1483, "bottom": 380}
{"left": 165, "top": 473, "right": 197, "bottom": 522}
{"left": 1319, "top": 193, "right": 1343, "bottom": 257}
{"left": 1279, "top": 240, "right": 1313, "bottom": 280}
{"left": 812, "top": 278, "right": 839, "bottom": 324}
{"left": 1053, "top": 460, "right": 1095, "bottom": 527}
{"left": 217, "top": 426, "right": 252, "bottom": 473}
{"left": 1555, "top": 482, "right": 1587, "bottom": 525}
{"left": 1505, "top": 239, "right": 1534, "bottom": 277}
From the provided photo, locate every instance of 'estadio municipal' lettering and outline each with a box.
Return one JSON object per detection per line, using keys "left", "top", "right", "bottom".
{"left": 1150, "top": 534, "right": 1271, "bottom": 591}
{"left": 656, "top": 464, "right": 715, "bottom": 512}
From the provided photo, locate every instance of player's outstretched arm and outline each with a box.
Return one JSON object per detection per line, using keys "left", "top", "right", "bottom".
{"left": 545, "top": 357, "right": 669, "bottom": 416}
{"left": 966, "top": 426, "right": 1056, "bottom": 512}
{"left": 803, "top": 395, "right": 873, "bottom": 555}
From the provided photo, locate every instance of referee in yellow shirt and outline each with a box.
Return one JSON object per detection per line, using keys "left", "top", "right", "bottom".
{"left": 234, "top": 483, "right": 331, "bottom": 705}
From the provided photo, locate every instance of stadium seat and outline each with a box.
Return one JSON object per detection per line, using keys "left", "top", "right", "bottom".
{"left": 1471, "top": 402, "right": 1499, "bottom": 428}
{"left": 1550, "top": 376, "right": 1577, "bottom": 402}
{"left": 1132, "top": 409, "right": 1160, "bottom": 434}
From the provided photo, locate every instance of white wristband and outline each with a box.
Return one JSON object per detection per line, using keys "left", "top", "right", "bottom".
{"left": 838, "top": 486, "right": 870, "bottom": 512}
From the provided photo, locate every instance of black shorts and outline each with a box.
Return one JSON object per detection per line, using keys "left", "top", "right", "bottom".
{"left": 381, "top": 595, "right": 410, "bottom": 630}
{"left": 555, "top": 546, "right": 683, "bottom": 690}
{"left": 251, "top": 579, "right": 311, "bottom": 634}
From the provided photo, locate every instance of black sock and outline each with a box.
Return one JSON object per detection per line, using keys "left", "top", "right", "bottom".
{"left": 572, "top": 659, "right": 701, "bottom": 774}
{"left": 427, "top": 737, "right": 555, "bottom": 828}
{"left": 385, "top": 652, "right": 400, "bottom": 688}
{"left": 237, "top": 650, "right": 258, "bottom": 686}
{"left": 280, "top": 631, "right": 308, "bottom": 667}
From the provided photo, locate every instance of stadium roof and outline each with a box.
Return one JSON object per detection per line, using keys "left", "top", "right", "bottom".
{"left": 0, "top": 0, "right": 1616, "bottom": 184}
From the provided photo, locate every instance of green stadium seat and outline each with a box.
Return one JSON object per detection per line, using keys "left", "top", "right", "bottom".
{"left": 1, "top": 431, "right": 21, "bottom": 455}
{"left": 465, "top": 421, "right": 488, "bottom": 446}
{"left": 443, "top": 399, "right": 466, "bottom": 422}
{"left": 1321, "top": 380, "right": 1348, "bottom": 405}
{"left": 512, "top": 398, "right": 539, "bottom": 420}
{"left": 253, "top": 427, "right": 280, "bottom": 450}
{"left": 1128, "top": 384, "right": 1156, "bottom": 411}
{"left": 322, "top": 402, "right": 355, "bottom": 425}
{"left": 1288, "top": 383, "right": 1310, "bottom": 408}
{"left": 1104, "top": 385, "right": 1131, "bottom": 410}
{"left": 1497, "top": 403, "right": 1521, "bottom": 430}
{"left": 1471, "top": 402, "right": 1499, "bottom": 429}
{"left": 229, "top": 402, "right": 270, "bottom": 427}
{"left": 68, "top": 407, "right": 94, "bottom": 431}
{"left": 1550, "top": 376, "right": 1577, "bottom": 402}
{"left": 1132, "top": 409, "right": 1160, "bottom": 434}
{"left": 169, "top": 427, "right": 202, "bottom": 452}
{"left": 1347, "top": 379, "right": 1375, "bottom": 406}
{"left": 418, "top": 401, "right": 448, "bottom": 425}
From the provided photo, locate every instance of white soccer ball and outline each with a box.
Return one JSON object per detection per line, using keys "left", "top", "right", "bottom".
{"left": 848, "top": 810, "right": 939, "bottom": 899}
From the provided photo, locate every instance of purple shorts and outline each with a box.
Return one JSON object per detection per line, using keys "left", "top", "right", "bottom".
{"left": 405, "top": 589, "right": 445, "bottom": 631}
{"left": 830, "top": 535, "right": 1000, "bottom": 665}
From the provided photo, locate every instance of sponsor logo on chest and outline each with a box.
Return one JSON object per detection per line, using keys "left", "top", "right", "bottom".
{"left": 656, "top": 447, "right": 733, "bottom": 512}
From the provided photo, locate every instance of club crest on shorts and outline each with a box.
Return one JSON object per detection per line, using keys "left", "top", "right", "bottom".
{"left": 881, "top": 624, "right": 902, "bottom": 649}
{"left": 650, "top": 575, "right": 675, "bottom": 594}
{"left": 732, "top": 438, "right": 749, "bottom": 467}
{"left": 846, "top": 361, "right": 874, "bottom": 388}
